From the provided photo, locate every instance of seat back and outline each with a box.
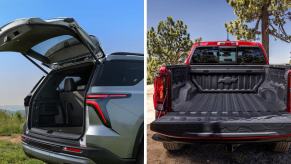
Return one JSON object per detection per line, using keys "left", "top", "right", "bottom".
{"left": 60, "top": 78, "right": 84, "bottom": 126}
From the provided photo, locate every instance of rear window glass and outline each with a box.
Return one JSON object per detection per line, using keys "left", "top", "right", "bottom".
{"left": 31, "top": 35, "right": 73, "bottom": 55}
{"left": 237, "top": 47, "right": 266, "bottom": 64}
{"left": 57, "top": 76, "right": 81, "bottom": 91}
{"left": 191, "top": 46, "right": 266, "bottom": 64}
{"left": 93, "top": 60, "right": 143, "bottom": 86}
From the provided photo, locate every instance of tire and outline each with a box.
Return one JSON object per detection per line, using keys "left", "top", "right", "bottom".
{"left": 136, "top": 144, "right": 144, "bottom": 164}
{"left": 273, "top": 142, "right": 291, "bottom": 153}
{"left": 162, "top": 142, "right": 184, "bottom": 152}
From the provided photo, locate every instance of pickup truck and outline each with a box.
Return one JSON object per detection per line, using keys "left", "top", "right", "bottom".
{"left": 150, "top": 41, "right": 291, "bottom": 153}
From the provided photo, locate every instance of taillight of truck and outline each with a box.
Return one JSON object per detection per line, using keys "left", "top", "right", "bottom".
{"left": 153, "top": 75, "right": 165, "bottom": 109}
{"left": 153, "top": 66, "right": 171, "bottom": 118}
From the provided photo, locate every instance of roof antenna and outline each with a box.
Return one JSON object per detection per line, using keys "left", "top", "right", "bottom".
{"left": 226, "top": 31, "right": 230, "bottom": 41}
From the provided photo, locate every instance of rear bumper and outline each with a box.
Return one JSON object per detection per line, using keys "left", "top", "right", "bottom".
{"left": 23, "top": 143, "right": 94, "bottom": 164}
{"left": 22, "top": 135, "right": 135, "bottom": 164}
{"left": 150, "top": 112, "right": 291, "bottom": 143}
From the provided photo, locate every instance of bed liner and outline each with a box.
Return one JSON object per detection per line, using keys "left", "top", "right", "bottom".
{"left": 173, "top": 93, "right": 284, "bottom": 114}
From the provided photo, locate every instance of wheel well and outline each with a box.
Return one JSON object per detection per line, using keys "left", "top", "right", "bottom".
{"left": 132, "top": 123, "right": 144, "bottom": 158}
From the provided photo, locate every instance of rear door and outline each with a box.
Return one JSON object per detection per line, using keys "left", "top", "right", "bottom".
{"left": 0, "top": 18, "right": 105, "bottom": 67}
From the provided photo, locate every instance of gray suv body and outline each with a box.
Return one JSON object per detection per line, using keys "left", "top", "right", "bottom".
{"left": 0, "top": 18, "right": 144, "bottom": 164}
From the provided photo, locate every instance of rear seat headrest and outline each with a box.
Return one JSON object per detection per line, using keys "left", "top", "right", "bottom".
{"left": 64, "top": 78, "right": 77, "bottom": 92}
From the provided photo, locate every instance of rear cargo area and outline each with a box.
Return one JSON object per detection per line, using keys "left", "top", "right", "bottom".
{"left": 171, "top": 65, "right": 288, "bottom": 116}
{"left": 29, "top": 63, "right": 94, "bottom": 139}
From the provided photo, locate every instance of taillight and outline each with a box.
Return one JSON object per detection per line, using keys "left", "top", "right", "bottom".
{"left": 153, "top": 66, "right": 171, "bottom": 118}
{"left": 86, "top": 100, "right": 108, "bottom": 125}
{"left": 63, "top": 147, "right": 82, "bottom": 153}
{"left": 153, "top": 76, "right": 165, "bottom": 109}
{"left": 287, "top": 70, "right": 291, "bottom": 112}
{"left": 86, "top": 94, "right": 129, "bottom": 127}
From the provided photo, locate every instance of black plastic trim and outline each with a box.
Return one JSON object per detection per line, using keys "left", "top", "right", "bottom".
{"left": 150, "top": 113, "right": 291, "bottom": 143}
{"left": 110, "top": 52, "right": 144, "bottom": 56}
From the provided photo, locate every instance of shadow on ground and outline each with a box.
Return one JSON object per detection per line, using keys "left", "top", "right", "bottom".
{"left": 147, "top": 125, "right": 291, "bottom": 164}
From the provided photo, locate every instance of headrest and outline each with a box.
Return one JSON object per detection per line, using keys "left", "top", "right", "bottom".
{"left": 64, "top": 78, "right": 77, "bottom": 92}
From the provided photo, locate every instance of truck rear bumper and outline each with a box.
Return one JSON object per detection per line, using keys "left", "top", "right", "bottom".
{"left": 150, "top": 112, "right": 291, "bottom": 143}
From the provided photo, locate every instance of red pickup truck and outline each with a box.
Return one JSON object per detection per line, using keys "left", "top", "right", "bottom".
{"left": 150, "top": 41, "right": 291, "bottom": 153}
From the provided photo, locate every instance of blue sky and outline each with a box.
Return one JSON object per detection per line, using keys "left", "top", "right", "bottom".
{"left": 148, "top": 0, "right": 291, "bottom": 64}
{"left": 0, "top": 0, "right": 144, "bottom": 105}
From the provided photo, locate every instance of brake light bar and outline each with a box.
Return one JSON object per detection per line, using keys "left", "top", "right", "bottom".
{"left": 217, "top": 41, "right": 237, "bottom": 46}
{"left": 86, "top": 100, "right": 108, "bottom": 125}
{"left": 86, "top": 94, "right": 129, "bottom": 99}
{"left": 217, "top": 41, "right": 226, "bottom": 45}
{"left": 63, "top": 147, "right": 82, "bottom": 153}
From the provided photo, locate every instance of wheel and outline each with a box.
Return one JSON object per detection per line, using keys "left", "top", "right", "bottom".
{"left": 162, "top": 142, "right": 184, "bottom": 152}
{"left": 273, "top": 142, "right": 290, "bottom": 153}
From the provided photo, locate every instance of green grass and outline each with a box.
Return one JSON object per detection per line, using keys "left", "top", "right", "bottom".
{"left": 0, "top": 111, "right": 44, "bottom": 163}
{"left": 0, "top": 140, "right": 44, "bottom": 164}
{"left": 0, "top": 110, "right": 24, "bottom": 136}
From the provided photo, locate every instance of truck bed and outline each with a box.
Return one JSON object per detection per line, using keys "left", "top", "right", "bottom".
{"left": 173, "top": 93, "right": 283, "bottom": 115}
{"left": 170, "top": 65, "right": 288, "bottom": 115}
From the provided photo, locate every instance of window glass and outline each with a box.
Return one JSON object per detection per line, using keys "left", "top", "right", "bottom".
{"left": 191, "top": 47, "right": 219, "bottom": 63}
{"left": 94, "top": 60, "right": 143, "bottom": 86}
{"left": 219, "top": 47, "right": 236, "bottom": 63}
{"left": 57, "top": 76, "right": 81, "bottom": 91}
{"left": 31, "top": 35, "right": 73, "bottom": 55}
{"left": 237, "top": 47, "right": 265, "bottom": 64}
{"left": 191, "top": 46, "right": 266, "bottom": 64}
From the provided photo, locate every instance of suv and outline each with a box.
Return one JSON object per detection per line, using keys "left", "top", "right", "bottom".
{"left": 151, "top": 41, "right": 291, "bottom": 153}
{"left": 0, "top": 18, "right": 144, "bottom": 163}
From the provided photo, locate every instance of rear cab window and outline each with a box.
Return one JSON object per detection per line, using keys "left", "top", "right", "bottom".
{"left": 190, "top": 46, "right": 266, "bottom": 65}
{"left": 93, "top": 60, "right": 144, "bottom": 86}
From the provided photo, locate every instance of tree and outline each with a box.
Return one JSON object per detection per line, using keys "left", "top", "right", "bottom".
{"left": 147, "top": 17, "right": 193, "bottom": 84}
{"left": 225, "top": 0, "right": 291, "bottom": 57}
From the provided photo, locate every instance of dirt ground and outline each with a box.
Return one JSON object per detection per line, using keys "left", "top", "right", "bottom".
{"left": 146, "top": 85, "right": 291, "bottom": 164}
{"left": 147, "top": 126, "right": 291, "bottom": 164}
{"left": 0, "top": 135, "right": 21, "bottom": 144}
{"left": 147, "top": 85, "right": 155, "bottom": 124}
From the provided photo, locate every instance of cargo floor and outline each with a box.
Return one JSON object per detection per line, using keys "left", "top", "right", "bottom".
{"left": 173, "top": 93, "right": 284, "bottom": 115}
{"left": 41, "top": 127, "right": 83, "bottom": 134}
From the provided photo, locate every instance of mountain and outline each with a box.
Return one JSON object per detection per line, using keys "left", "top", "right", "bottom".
{"left": 0, "top": 105, "right": 25, "bottom": 116}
